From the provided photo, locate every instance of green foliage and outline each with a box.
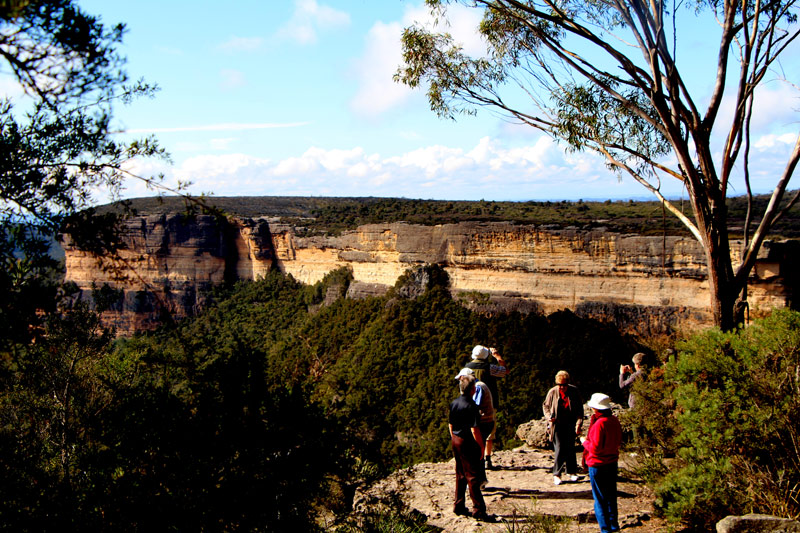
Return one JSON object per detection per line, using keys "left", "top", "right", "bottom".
{"left": 156, "top": 266, "right": 641, "bottom": 475}
{"left": 630, "top": 310, "right": 800, "bottom": 528}
{"left": 554, "top": 81, "right": 671, "bottom": 173}
{"left": 0, "top": 272, "right": 344, "bottom": 530}
{"left": 1, "top": 259, "right": 646, "bottom": 528}
{"left": 0, "top": 0, "right": 166, "bottom": 230}
{"left": 0, "top": 0, "right": 169, "bottom": 353}
{"left": 0, "top": 302, "right": 115, "bottom": 529}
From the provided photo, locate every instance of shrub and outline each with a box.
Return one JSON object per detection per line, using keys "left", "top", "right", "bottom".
{"left": 644, "top": 309, "right": 800, "bottom": 528}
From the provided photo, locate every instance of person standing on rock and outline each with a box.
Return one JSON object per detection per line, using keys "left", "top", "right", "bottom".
{"left": 449, "top": 372, "right": 496, "bottom": 522}
{"left": 542, "top": 370, "right": 584, "bottom": 485}
{"left": 580, "top": 393, "right": 623, "bottom": 533}
{"left": 619, "top": 352, "right": 646, "bottom": 408}
{"left": 455, "top": 367, "right": 495, "bottom": 489}
{"left": 465, "top": 345, "right": 507, "bottom": 471}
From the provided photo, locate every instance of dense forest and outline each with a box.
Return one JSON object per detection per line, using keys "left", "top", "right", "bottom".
{"left": 0, "top": 263, "right": 645, "bottom": 530}
{"left": 3, "top": 259, "right": 799, "bottom": 531}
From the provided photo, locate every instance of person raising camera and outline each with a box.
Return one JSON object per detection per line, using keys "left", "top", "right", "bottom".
{"left": 618, "top": 352, "right": 646, "bottom": 408}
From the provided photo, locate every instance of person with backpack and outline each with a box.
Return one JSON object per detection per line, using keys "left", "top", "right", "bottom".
{"left": 465, "top": 345, "right": 507, "bottom": 471}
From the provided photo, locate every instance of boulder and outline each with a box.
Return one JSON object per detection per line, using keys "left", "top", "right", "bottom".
{"left": 515, "top": 418, "right": 550, "bottom": 449}
{"left": 716, "top": 514, "right": 800, "bottom": 533}
{"left": 516, "top": 402, "right": 627, "bottom": 450}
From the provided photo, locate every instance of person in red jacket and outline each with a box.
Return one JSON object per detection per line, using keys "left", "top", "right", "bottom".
{"left": 580, "top": 393, "right": 622, "bottom": 533}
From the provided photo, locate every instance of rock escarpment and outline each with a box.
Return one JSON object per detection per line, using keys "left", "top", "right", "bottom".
{"left": 62, "top": 214, "right": 799, "bottom": 335}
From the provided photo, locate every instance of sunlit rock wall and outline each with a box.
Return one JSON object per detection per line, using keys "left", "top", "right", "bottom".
{"left": 63, "top": 215, "right": 798, "bottom": 336}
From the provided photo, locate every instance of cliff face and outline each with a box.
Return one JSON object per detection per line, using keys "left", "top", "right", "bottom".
{"left": 62, "top": 214, "right": 798, "bottom": 335}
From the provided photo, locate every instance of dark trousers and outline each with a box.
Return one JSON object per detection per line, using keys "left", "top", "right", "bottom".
{"left": 552, "top": 424, "right": 578, "bottom": 475}
{"left": 451, "top": 434, "right": 486, "bottom": 515}
{"left": 589, "top": 463, "right": 619, "bottom": 533}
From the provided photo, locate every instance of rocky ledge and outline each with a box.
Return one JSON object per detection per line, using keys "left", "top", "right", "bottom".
{"left": 352, "top": 444, "right": 664, "bottom": 532}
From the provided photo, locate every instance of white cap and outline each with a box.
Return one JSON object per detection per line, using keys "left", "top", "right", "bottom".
{"left": 587, "top": 393, "right": 613, "bottom": 410}
{"left": 454, "top": 367, "right": 474, "bottom": 380}
{"left": 471, "top": 345, "right": 489, "bottom": 360}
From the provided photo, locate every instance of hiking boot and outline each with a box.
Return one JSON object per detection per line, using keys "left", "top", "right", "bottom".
{"left": 472, "top": 512, "right": 498, "bottom": 523}
{"left": 454, "top": 506, "right": 470, "bottom": 517}
{"left": 485, "top": 456, "right": 494, "bottom": 470}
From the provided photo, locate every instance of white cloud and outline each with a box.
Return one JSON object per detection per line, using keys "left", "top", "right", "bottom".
{"left": 274, "top": 155, "right": 321, "bottom": 176}
{"left": 111, "top": 131, "right": 800, "bottom": 203}
{"left": 180, "top": 154, "right": 271, "bottom": 178}
{"left": 350, "top": 3, "right": 487, "bottom": 118}
{"left": 754, "top": 132, "right": 797, "bottom": 150}
{"left": 350, "top": 20, "right": 410, "bottom": 116}
{"left": 277, "top": 0, "right": 350, "bottom": 45}
{"left": 432, "top": 4, "right": 486, "bottom": 57}
{"left": 219, "top": 36, "right": 265, "bottom": 53}
{"left": 112, "top": 128, "right": 800, "bottom": 203}
{"left": 0, "top": 74, "right": 26, "bottom": 100}
{"left": 112, "top": 137, "right": 628, "bottom": 201}
{"left": 716, "top": 82, "right": 800, "bottom": 137}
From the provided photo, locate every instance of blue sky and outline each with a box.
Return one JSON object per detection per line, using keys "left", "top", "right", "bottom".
{"left": 68, "top": 0, "right": 800, "bottom": 203}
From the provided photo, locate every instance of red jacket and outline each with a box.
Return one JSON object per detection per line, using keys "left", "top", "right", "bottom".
{"left": 582, "top": 412, "right": 622, "bottom": 466}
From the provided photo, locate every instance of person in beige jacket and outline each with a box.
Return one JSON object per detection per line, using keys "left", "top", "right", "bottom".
{"left": 542, "top": 370, "right": 584, "bottom": 485}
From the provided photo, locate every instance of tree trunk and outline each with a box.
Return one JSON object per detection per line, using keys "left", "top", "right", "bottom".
{"left": 703, "top": 223, "right": 741, "bottom": 331}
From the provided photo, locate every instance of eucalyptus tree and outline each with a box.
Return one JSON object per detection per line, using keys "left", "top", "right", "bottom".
{"left": 0, "top": 0, "right": 173, "bottom": 345}
{"left": 397, "top": 0, "right": 800, "bottom": 330}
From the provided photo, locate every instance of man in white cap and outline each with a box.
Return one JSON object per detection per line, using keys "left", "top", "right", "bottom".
{"left": 580, "top": 393, "right": 622, "bottom": 533}
{"left": 455, "top": 367, "right": 495, "bottom": 488}
{"left": 449, "top": 371, "right": 496, "bottom": 522}
{"left": 465, "top": 345, "right": 507, "bottom": 470}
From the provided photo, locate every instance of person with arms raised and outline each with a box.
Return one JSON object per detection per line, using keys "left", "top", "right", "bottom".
{"left": 465, "top": 345, "right": 507, "bottom": 470}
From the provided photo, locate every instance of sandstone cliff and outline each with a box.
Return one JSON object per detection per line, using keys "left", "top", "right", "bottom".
{"left": 62, "top": 214, "right": 798, "bottom": 335}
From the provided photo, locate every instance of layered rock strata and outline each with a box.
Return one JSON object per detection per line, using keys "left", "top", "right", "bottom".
{"left": 62, "top": 214, "right": 798, "bottom": 335}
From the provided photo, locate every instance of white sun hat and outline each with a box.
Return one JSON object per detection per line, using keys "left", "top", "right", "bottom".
{"left": 587, "top": 393, "right": 613, "bottom": 410}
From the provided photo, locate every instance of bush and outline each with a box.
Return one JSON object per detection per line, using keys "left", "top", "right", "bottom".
{"left": 640, "top": 309, "right": 800, "bottom": 529}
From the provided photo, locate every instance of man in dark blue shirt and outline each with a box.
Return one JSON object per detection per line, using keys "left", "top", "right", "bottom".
{"left": 449, "top": 372, "right": 496, "bottom": 522}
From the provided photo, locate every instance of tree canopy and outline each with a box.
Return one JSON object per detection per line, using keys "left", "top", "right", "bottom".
{"left": 397, "top": 0, "right": 800, "bottom": 330}
{"left": 0, "top": 0, "right": 172, "bottom": 348}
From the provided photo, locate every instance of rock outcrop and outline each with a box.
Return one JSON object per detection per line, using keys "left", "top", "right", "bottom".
{"left": 716, "top": 514, "right": 800, "bottom": 533}
{"left": 350, "top": 443, "right": 663, "bottom": 532}
{"left": 62, "top": 214, "right": 799, "bottom": 335}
